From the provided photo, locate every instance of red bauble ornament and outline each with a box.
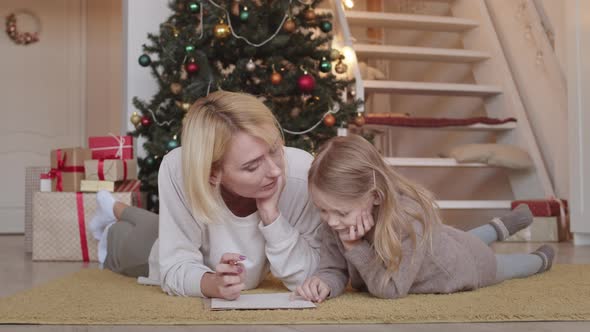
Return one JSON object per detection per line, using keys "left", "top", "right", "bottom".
{"left": 186, "top": 62, "right": 199, "bottom": 74}
{"left": 297, "top": 74, "right": 315, "bottom": 93}
{"left": 141, "top": 115, "right": 152, "bottom": 127}
{"left": 323, "top": 113, "right": 336, "bottom": 127}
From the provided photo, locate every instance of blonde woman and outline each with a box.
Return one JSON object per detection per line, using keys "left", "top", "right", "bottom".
{"left": 89, "top": 91, "right": 323, "bottom": 300}
{"left": 296, "top": 135, "right": 555, "bottom": 302}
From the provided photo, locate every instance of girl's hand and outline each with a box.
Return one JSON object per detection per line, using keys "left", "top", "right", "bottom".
{"left": 256, "top": 173, "right": 285, "bottom": 226}
{"left": 202, "top": 253, "right": 246, "bottom": 300}
{"left": 339, "top": 210, "right": 375, "bottom": 250}
{"left": 295, "top": 276, "right": 331, "bottom": 303}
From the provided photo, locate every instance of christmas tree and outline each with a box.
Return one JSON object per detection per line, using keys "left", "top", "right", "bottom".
{"left": 130, "top": 0, "right": 364, "bottom": 210}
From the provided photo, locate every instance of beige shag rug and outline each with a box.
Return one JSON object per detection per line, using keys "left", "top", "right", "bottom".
{"left": 1, "top": 264, "right": 589, "bottom": 325}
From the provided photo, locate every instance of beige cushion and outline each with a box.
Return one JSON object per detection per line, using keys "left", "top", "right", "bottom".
{"left": 446, "top": 144, "right": 533, "bottom": 169}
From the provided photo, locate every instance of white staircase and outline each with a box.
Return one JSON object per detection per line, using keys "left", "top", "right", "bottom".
{"left": 331, "top": 0, "right": 556, "bottom": 211}
{"left": 363, "top": 80, "right": 502, "bottom": 96}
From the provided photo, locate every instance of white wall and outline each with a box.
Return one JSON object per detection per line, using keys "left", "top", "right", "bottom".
{"left": 86, "top": 0, "right": 124, "bottom": 137}
{"left": 123, "top": 0, "right": 171, "bottom": 157}
{"left": 566, "top": 0, "right": 590, "bottom": 245}
{"left": 0, "top": 0, "right": 86, "bottom": 233}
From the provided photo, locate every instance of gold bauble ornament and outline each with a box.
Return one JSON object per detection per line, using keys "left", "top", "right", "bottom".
{"left": 353, "top": 113, "right": 366, "bottom": 127}
{"left": 335, "top": 60, "right": 348, "bottom": 74}
{"left": 214, "top": 22, "right": 231, "bottom": 39}
{"left": 170, "top": 83, "right": 182, "bottom": 95}
{"left": 330, "top": 49, "right": 341, "bottom": 61}
{"left": 304, "top": 9, "right": 316, "bottom": 22}
{"left": 283, "top": 18, "right": 296, "bottom": 33}
{"left": 130, "top": 112, "right": 141, "bottom": 126}
{"left": 323, "top": 113, "right": 336, "bottom": 127}
{"left": 271, "top": 71, "right": 282, "bottom": 85}
{"left": 175, "top": 101, "right": 191, "bottom": 111}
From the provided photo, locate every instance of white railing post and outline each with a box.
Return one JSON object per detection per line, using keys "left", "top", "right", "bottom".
{"left": 331, "top": 0, "right": 365, "bottom": 112}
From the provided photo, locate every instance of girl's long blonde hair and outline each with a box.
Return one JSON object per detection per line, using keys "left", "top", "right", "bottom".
{"left": 181, "top": 91, "right": 283, "bottom": 224}
{"left": 308, "top": 135, "right": 441, "bottom": 279}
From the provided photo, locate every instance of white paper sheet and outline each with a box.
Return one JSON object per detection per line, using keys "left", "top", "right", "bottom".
{"left": 210, "top": 292, "right": 316, "bottom": 310}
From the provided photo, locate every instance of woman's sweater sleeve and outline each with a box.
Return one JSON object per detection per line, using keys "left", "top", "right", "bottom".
{"left": 258, "top": 148, "right": 323, "bottom": 291}
{"left": 157, "top": 152, "right": 213, "bottom": 298}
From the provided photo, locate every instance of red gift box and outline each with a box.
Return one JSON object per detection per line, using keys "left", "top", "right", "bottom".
{"left": 511, "top": 199, "right": 570, "bottom": 241}
{"left": 88, "top": 135, "right": 134, "bottom": 160}
{"left": 115, "top": 179, "right": 143, "bottom": 208}
{"left": 511, "top": 199, "right": 568, "bottom": 217}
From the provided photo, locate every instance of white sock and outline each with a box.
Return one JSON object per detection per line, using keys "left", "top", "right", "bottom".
{"left": 89, "top": 190, "right": 116, "bottom": 240}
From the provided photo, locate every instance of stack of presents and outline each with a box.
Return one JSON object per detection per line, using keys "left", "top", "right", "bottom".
{"left": 24, "top": 135, "right": 143, "bottom": 262}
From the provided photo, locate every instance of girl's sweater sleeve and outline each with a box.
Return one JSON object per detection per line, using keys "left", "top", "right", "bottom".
{"left": 344, "top": 236, "right": 426, "bottom": 299}
{"left": 313, "top": 227, "right": 350, "bottom": 298}
{"left": 157, "top": 152, "right": 213, "bottom": 298}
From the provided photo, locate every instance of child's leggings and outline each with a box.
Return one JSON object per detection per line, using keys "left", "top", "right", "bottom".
{"left": 468, "top": 224, "right": 543, "bottom": 283}
{"left": 103, "top": 206, "right": 158, "bottom": 277}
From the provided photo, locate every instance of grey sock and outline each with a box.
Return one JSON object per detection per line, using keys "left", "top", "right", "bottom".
{"left": 489, "top": 204, "right": 534, "bottom": 241}
{"left": 532, "top": 244, "right": 555, "bottom": 273}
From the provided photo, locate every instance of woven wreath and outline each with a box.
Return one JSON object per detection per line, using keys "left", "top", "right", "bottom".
{"left": 5, "top": 11, "right": 40, "bottom": 45}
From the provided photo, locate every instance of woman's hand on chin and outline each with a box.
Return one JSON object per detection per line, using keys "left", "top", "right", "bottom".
{"left": 256, "top": 174, "right": 285, "bottom": 226}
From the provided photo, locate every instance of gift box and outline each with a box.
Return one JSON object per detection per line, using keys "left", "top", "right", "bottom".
{"left": 88, "top": 135, "right": 134, "bottom": 160}
{"left": 511, "top": 199, "right": 568, "bottom": 217}
{"left": 32, "top": 190, "right": 141, "bottom": 262}
{"left": 505, "top": 217, "right": 559, "bottom": 242}
{"left": 511, "top": 199, "right": 571, "bottom": 242}
{"left": 49, "top": 147, "right": 92, "bottom": 192}
{"left": 84, "top": 159, "right": 137, "bottom": 182}
{"left": 80, "top": 180, "right": 115, "bottom": 192}
{"left": 24, "top": 166, "right": 51, "bottom": 253}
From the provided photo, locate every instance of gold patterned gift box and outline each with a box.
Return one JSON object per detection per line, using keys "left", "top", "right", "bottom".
{"left": 24, "top": 166, "right": 51, "bottom": 253}
{"left": 84, "top": 159, "right": 137, "bottom": 182}
{"left": 32, "top": 190, "right": 141, "bottom": 262}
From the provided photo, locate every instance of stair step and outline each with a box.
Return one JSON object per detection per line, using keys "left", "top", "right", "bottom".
{"left": 436, "top": 200, "right": 512, "bottom": 209}
{"left": 364, "top": 80, "right": 503, "bottom": 97}
{"left": 369, "top": 122, "right": 516, "bottom": 131}
{"left": 345, "top": 11, "right": 479, "bottom": 32}
{"left": 385, "top": 158, "right": 489, "bottom": 167}
{"left": 354, "top": 44, "right": 489, "bottom": 63}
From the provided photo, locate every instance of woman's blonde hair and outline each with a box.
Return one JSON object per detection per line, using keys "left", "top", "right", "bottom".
{"left": 308, "top": 135, "right": 441, "bottom": 281}
{"left": 181, "top": 91, "right": 283, "bottom": 224}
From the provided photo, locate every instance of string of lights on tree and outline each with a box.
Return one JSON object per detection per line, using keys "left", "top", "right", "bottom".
{"left": 129, "top": 0, "right": 366, "bottom": 210}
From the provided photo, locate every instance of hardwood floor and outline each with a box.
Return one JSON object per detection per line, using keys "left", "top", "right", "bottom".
{"left": 1, "top": 235, "right": 589, "bottom": 331}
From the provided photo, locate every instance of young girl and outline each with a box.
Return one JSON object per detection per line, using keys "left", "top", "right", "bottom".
{"left": 296, "top": 135, "right": 555, "bottom": 302}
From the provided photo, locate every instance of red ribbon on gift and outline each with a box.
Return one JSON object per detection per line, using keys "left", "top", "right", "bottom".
{"left": 75, "top": 192, "right": 90, "bottom": 263}
{"left": 97, "top": 159, "right": 128, "bottom": 181}
{"left": 115, "top": 179, "right": 142, "bottom": 208}
{"left": 48, "top": 149, "right": 85, "bottom": 192}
